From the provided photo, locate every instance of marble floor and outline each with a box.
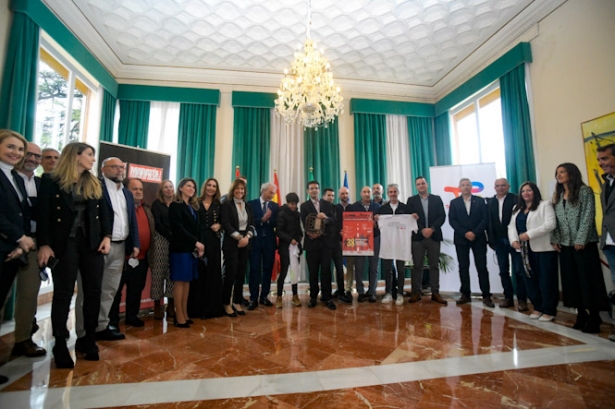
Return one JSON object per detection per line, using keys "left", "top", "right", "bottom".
{"left": 1, "top": 291, "right": 614, "bottom": 408}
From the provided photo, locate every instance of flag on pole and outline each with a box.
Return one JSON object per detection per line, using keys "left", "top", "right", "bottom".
{"left": 343, "top": 170, "right": 349, "bottom": 188}
{"left": 235, "top": 165, "right": 240, "bottom": 178}
{"left": 309, "top": 166, "right": 314, "bottom": 181}
{"left": 272, "top": 170, "right": 281, "bottom": 204}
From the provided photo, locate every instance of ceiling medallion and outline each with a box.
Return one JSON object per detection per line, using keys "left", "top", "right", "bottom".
{"left": 274, "top": 0, "right": 344, "bottom": 130}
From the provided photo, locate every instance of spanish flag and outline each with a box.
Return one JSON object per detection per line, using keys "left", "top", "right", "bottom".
{"left": 272, "top": 170, "right": 281, "bottom": 204}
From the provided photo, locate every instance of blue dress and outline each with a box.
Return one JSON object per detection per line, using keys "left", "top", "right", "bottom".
{"left": 169, "top": 205, "right": 199, "bottom": 282}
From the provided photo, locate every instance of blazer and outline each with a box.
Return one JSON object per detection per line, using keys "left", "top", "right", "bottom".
{"left": 151, "top": 199, "right": 172, "bottom": 241}
{"left": 100, "top": 177, "right": 140, "bottom": 255}
{"left": 448, "top": 195, "right": 488, "bottom": 245}
{"left": 0, "top": 168, "right": 31, "bottom": 253}
{"left": 37, "top": 175, "right": 112, "bottom": 256}
{"left": 300, "top": 198, "right": 336, "bottom": 251}
{"left": 221, "top": 199, "right": 255, "bottom": 252}
{"left": 168, "top": 201, "right": 200, "bottom": 253}
{"left": 247, "top": 198, "right": 279, "bottom": 250}
{"left": 600, "top": 175, "right": 615, "bottom": 249}
{"left": 508, "top": 200, "right": 557, "bottom": 252}
{"left": 487, "top": 193, "right": 518, "bottom": 242}
{"left": 406, "top": 194, "right": 446, "bottom": 242}
{"left": 550, "top": 185, "right": 599, "bottom": 246}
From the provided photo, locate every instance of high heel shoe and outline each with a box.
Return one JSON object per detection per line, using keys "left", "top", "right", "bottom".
{"left": 186, "top": 319, "right": 194, "bottom": 325}
{"left": 173, "top": 318, "right": 190, "bottom": 328}
{"left": 224, "top": 310, "right": 237, "bottom": 317}
{"left": 232, "top": 304, "right": 245, "bottom": 316}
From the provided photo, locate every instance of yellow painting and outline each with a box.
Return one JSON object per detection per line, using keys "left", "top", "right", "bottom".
{"left": 582, "top": 111, "right": 615, "bottom": 235}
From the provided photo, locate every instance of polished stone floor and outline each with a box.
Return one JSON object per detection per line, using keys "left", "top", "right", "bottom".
{"left": 1, "top": 291, "right": 614, "bottom": 408}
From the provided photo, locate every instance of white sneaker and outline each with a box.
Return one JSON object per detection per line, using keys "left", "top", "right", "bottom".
{"left": 529, "top": 311, "right": 542, "bottom": 319}
{"left": 395, "top": 296, "right": 404, "bottom": 306}
{"left": 538, "top": 314, "right": 554, "bottom": 322}
{"left": 381, "top": 293, "right": 393, "bottom": 304}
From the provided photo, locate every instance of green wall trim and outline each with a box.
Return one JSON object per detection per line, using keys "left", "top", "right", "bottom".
{"left": 118, "top": 84, "right": 220, "bottom": 105}
{"left": 435, "top": 42, "right": 532, "bottom": 116}
{"left": 349, "top": 98, "right": 435, "bottom": 117}
{"left": 11, "top": 0, "right": 118, "bottom": 96}
{"left": 232, "top": 91, "right": 277, "bottom": 108}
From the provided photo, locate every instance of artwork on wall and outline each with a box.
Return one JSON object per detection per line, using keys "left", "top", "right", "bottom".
{"left": 582, "top": 110, "right": 615, "bottom": 234}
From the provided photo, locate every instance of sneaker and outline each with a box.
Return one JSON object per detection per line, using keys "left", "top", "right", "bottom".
{"left": 538, "top": 314, "right": 554, "bottom": 322}
{"left": 395, "top": 296, "right": 404, "bottom": 306}
{"left": 529, "top": 311, "right": 542, "bottom": 319}
{"left": 275, "top": 297, "right": 283, "bottom": 309}
{"left": 291, "top": 294, "right": 301, "bottom": 307}
{"left": 381, "top": 293, "right": 393, "bottom": 304}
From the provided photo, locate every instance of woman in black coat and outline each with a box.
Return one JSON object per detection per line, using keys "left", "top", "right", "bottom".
{"left": 37, "top": 142, "right": 112, "bottom": 368}
{"left": 275, "top": 192, "right": 303, "bottom": 308}
{"left": 221, "top": 179, "right": 255, "bottom": 317}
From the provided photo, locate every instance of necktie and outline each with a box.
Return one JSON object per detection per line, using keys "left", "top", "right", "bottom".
{"left": 263, "top": 201, "right": 267, "bottom": 214}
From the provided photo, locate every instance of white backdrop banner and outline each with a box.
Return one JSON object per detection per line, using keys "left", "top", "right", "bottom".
{"left": 429, "top": 163, "right": 503, "bottom": 295}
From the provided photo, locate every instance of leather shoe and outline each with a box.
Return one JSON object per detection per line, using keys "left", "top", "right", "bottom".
{"left": 232, "top": 304, "right": 246, "bottom": 315}
{"left": 241, "top": 297, "right": 250, "bottom": 307}
{"left": 95, "top": 327, "right": 126, "bottom": 341}
{"left": 368, "top": 293, "right": 376, "bottom": 303}
{"left": 260, "top": 298, "right": 273, "bottom": 307}
{"left": 125, "top": 317, "right": 145, "bottom": 327}
{"left": 431, "top": 293, "right": 448, "bottom": 305}
{"left": 12, "top": 339, "right": 46, "bottom": 357}
{"left": 482, "top": 297, "right": 495, "bottom": 308}
{"left": 499, "top": 299, "right": 515, "bottom": 308}
{"left": 456, "top": 294, "right": 471, "bottom": 305}
{"left": 247, "top": 300, "right": 258, "bottom": 310}
{"left": 75, "top": 336, "right": 100, "bottom": 361}
{"left": 52, "top": 342, "right": 74, "bottom": 369}
{"left": 408, "top": 293, "right": 422, "bottom": 303}
{"left": 332, "top": 290, "right": 340, "bottom": 298}
{"left": 358, "top": 294, "right": 368, "bottom": 303}
{"left": 337, "top": 292, "right": 352, "bottom": 304}
{"left": 326, "top": 301, "right": 337, "bottom": 310}
{"left": 518, "top": 300, "right": 529, "bottom": 312}
{"left": 308, "top": 299, "right": 317, "bottom": 308}
{"left": 0, "top": 375, "right": 7, "bottom": 385}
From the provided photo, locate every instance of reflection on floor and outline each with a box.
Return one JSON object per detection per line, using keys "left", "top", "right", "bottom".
{"left": 1, "top": 293, "right": 614, "bottom": 408}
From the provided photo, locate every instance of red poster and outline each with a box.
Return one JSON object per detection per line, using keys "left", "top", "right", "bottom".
{"left": 342, "top": 212, "right": 374, "bottom": 256}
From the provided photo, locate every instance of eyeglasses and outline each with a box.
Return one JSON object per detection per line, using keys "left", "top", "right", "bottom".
{"left": 105, "top": 165, "right": 126, "bottom": 170}
{"left": 26, "top": 152, "right": 42, "bottom": 160}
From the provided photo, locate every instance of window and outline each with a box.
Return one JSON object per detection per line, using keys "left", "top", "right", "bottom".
{"left": 451, "top": 84, "right": 506, "bottom": 177}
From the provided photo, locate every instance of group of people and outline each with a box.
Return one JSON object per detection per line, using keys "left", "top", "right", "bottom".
{"left": 2, "top": 129, "right": 614, "bottom": 384}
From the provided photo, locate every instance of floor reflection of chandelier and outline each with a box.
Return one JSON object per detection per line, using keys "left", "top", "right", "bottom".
{"left": 274, "top": 0, "right": 344, "bottom": 130}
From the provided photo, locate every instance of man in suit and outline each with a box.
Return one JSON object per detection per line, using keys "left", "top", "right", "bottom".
{"left": 407, "top": 176, "right": 448, "bottom": 305}
{"left": 449, "top": 178, "right": 494, "bottom": 307}
{"left": 75, "top": 157, "right": 140, "bottom": 341}
{"left": 335, "top": 187, "right": 356, "bottom": 300}
{"left": 247, "top": 182, "right": 279, "bottom": 309}
{"left": 11, "top": 142, "right": 46, "bottom": 358}
{"left": 300, "top": 180, "right": 336, "bottom": 310}
{"left": 324, "top": 188, "right": 351, "bottom": 304}
{"left": 349, "top": 186, "right": 381, "bottom": 303}
{"left": 597, "top": 144, "right": 615, "bottom": 342}
{"left": 487, "top": 178, "right": 528, "bottom": 310}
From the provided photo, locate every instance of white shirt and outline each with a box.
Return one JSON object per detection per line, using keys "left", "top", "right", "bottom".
{"left": 377, "top": 214, "right": 418, "bottom": 260}
{"left": 104, "top": 176, "right": 129, "bottom": 241}
{"left": 463, "top": 196, "right": 472, "bottom": 215}
{"left": 497, "top": 195, "right": 506, "bottom": 222}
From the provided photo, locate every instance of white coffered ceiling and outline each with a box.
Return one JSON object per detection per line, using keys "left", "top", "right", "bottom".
{"left": 41, "top": 0, "right": 566, "bottom": 101}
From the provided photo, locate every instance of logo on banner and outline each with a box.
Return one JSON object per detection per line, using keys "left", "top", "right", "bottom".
{"left": 443, "top": 181, "right": 485, "bottom": 198}
{"left": 128, "top": 164, "right": 163, "bottom": 183}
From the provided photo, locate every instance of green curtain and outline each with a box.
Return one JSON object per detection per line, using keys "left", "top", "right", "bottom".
{"left": 304, "top": 120, "right": 341, "bottom": 194}
{"left": 0, "top": 12, "right": 39, "bottom": 141}
{"left": 99, "top": 89, "right": 116, "bottom": 143}
{"left": 177, "top": 103, "right": 217, "bottom": 188}
{"left": 232, "top": 107, "right": 271, "bottom": 200}
{"left": 433, "top": 112, "right": 452, "bottom": 166}
{"left": 408, "top": 116, "right": 435, "bottom": 193}
{"left": 118, "top": 100, "right": 150, "bottom": 148}
{"left": 354, "top": 113, "right": 387, "bottom": 201}
{"left": 500, "top": 64, "right": 536, "bottom": 190}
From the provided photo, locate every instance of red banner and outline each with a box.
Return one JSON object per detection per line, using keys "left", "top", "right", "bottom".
{"left": 342, "top": 212, "right": 374, "bottom": 256}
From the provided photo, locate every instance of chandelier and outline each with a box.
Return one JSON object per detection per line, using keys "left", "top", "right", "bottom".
{"left": 274, "top": 0, "right": 344, "bottom": 130}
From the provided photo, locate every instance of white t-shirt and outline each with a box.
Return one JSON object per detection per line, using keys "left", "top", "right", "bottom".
{"left": 377, "top": 214, "right": 418, "bottom": 261}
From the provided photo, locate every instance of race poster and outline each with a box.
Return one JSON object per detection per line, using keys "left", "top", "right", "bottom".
{"left": 342, "top": 212, "right": 374, "bottom": 256}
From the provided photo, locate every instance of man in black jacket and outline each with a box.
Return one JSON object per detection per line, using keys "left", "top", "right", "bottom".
{"left": 324, "top": 188, "right": 351, "bottom": 304}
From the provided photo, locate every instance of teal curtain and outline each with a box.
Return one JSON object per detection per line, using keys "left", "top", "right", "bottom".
{"left": 99, "top": 89, "right": 116, "bottom": 143}
{"left": 433, "top": 112, "right": 452, "bottom": 166}
{"left": 0, "top": 12, "right": 39, "bottom": 141}
{"left": 304, "top": 120, "right": 340, "bottom": 194}
{"left": 500, "top": 64, "right": 535, "bottom": 190}
{"left": 232, "top": 107, "right": 271, "bottom": 200}
{"left": 177, "top": 103, "right": 217, "bottom": 188}
{"left": 118, "top": 100, "right": 150, "bottom": 148}
{"left": 408, "top": 116, "right": 435, "bottom": 193}
{"left": 354, "top": 114, "right": 387, "bottom": 201}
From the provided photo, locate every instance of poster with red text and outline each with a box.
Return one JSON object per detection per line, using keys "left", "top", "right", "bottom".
{"left": 342, "top": 212, "right": 374, "bottom": 256}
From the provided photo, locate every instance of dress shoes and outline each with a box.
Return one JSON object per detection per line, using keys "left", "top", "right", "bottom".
{"left": 125, "top": 317, "right": 145, "bottom": 327}
{"left": 368, "top": 293, "right": 377, "bottom": 303}
{"left": 431, "top": 293, "right": 448, "bottom": 305}
{"left": 499, "top": 298, "right": 515, "bottom": 308}
{"left": 408, "top": 293, "right": 422, "bottom": 303}
{"left": 482, "top": 296, "right": 495, "bottom": 308}
{"left": 260, "top": 298, "right": 273, "bottom": 307}
{"left": 337, "top": 292, "right": 352, "bottom": 304}
{"left": 518, "top": 300, "right": 529, "bottom": 312}
{"left": 358, "top": 294, "right": 368, "bottom": 303}
{"left": 12, "top": 339, "right": 46, "bottom": 357}
{"left": 308, "top": 299, "right": 317, "bottom": 308}
{"left": 0, "top": 375, "right": 7, "bottom": 385}
{"left": 75, "top": 336, "right": 100, "bottom": 361}
{"left": 224, "top": 309, "right": 237, "bottom": 317}
{"left": 241, "top": 297, "right": 251, "bottom": 307}
{"left": 456, "top": 294, "right": 471, "bottom": 305}
{"left": 95, "top": 327, "right": 126, "bottom": 341}
{"left": 232, "top": 304, "right": 246, "bottom": 315}
{"left": 332, "top": 290, "right": 340, "bottom": 298}
{"left": 326, "top": 301, "right": 337, "bottom": 310}
{"left": 174, "top": 320, "right": 190, "bottom": 328}
{"left": 52, "top": 342, "right": 74, "bottom": 369}
{"left": 247, "top": 300, "right": 259, "bottom": 310}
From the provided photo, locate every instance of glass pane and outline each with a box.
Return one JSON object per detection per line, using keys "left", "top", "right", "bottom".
{"left": 70, "top": 86, "right": 86, "bottom": 143}
{"left": 478, "top": 98, "right": 506, "bottom": 177}
{"left": 455, "top": 111, "right": 480, "bottom": 165}
{"left": 35, "top": 60, "right": 69, "bottom": 150}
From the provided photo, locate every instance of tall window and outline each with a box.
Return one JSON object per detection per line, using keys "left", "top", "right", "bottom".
{"left": 451, "top": 84, "right": 506, "bottom": 177}
{"left": 34, "top": 45, "right": 93, "bottom": 150}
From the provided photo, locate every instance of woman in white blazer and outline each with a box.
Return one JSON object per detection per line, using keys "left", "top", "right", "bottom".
{"left": 508, "top": 182, "right": 558, "bottom": 322}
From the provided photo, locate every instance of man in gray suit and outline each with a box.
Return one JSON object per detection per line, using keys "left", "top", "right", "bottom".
{"left": 596, "top": 144, "right": 615, "bottom": 342}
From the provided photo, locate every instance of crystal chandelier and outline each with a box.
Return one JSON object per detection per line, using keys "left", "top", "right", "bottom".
{"left": 274, "top": 0, "right": 344, "bottom": 130}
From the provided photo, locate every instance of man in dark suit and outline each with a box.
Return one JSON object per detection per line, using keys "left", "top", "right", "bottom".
{"left": 448, "top": 178, "right": 494, "bottom": 307}
{"left": 75, "top": 157, "right": 140, "bottom": 341}
{"left": 324, "top": 187, "right": 351, "bottom": 304}
{"left": 300, "top": 180, "right": 336, "bottom": 310}
{"left": 597, "top": 144, "right": 615, "bottom": 342}
{"left": 407, "top": 176, "right": 448, "bottom": 305}
{"left": 12, "top": 142, "right": 46, "bottom": 358}
{"left": 247, "top": 182, "right": 279, "bottom": 309}
{"left": 487, "top": 178, "right": 527, "bottom": 310}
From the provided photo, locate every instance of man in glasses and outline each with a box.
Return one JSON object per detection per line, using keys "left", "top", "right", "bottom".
{"left": 41, "top": 148, "right": 60, "bottom": 174}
